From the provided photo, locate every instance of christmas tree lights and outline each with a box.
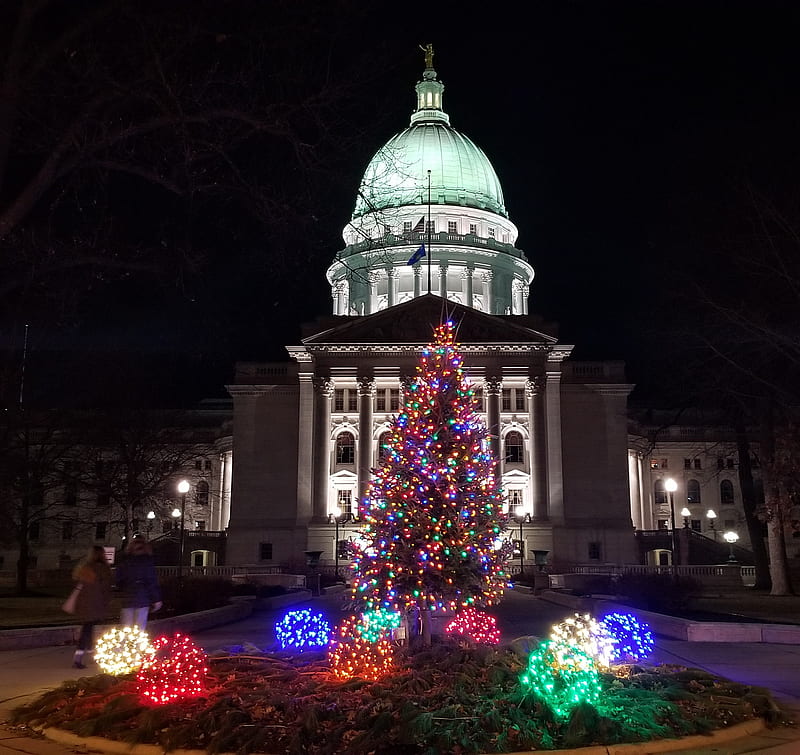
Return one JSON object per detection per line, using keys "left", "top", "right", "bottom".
{"left": 328, "top": 616, "right": 394, "bottom": 681}
{"left": 137, "top": 633, "right": 208, "bottom": 704}
{"left": 444, "top": 607, "right": 501, "bottom": 644}
{"left": 600, "top": 612, "right": 654, "bottom": 664}
{"left": 520, "top": 640, "right": 601, "bottom": 718}
{"left": 350, "top": 320, "right": 510, "bottom": 626}
{"left": 359, "top": 608, "right": 402, "bottom": 643}
{"left": 550, "top": 613, "right": 617, "bottom": 669}
{"left": 94, "top": 626, "right": 154, "bottom": 676}
{"left": 274, "top": 609, "right": 331, "bottom": 651}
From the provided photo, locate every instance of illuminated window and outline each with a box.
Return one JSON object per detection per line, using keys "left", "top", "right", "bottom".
{"left": 508, "top": 489, "right": 523, "bottom": 509}
{"left": 448, "top": 221, "right": 457, "bottom": 233}
{"left": 195, "top": 520, "right": 206, "bottom": 531}
{"left": 654, "top": 479, "right": 667, "bottom": 504}
{"left": 334, "top": 389, "right": 344, "bottom": 411}
{"left": 505, "top": 431, "right": 524, "bottom": 464}
{"left": 687, "top": 479, "right": 701, "bottom": 504}
{"left": 196, "top": 480, "right": 209, "bottom": 506}
{"left": 337, "top": 489, "right": 353, "bottom": 515}
{"left": 336, "top": 433, "right": 355, "bottom": 464}
{"left": 651, "top": 459, "right": 668, "bottom": 470}
{"left": 720, "top": 480, "right": 734, "bottom": 504}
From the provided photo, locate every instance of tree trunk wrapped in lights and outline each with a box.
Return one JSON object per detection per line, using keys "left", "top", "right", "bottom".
{"left": 350, "top": 320, "right": 510, "bottom": 646}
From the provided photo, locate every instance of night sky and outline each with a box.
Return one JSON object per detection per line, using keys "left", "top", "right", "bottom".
{"left": 3, "top": 1, "right": 799, "bottom": 408}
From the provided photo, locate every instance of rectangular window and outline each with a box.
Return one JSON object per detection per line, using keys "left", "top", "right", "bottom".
{"left": 502, "top": 388, "right": 511, "bottom": 411}
{"left": 337, "top": 489, "right": 353, "bottom": 515}
{"left": 512, "top": 539, "right": 524, "bottom": 558}
{"left": 383, "top": 224, "right": 391, "bottom": 235}
{"left": 514, "top": 390, "right": 525, "bottom": 411}
{"left": 195, "top": 459, "right": 202, "bottom": 470}
{"left": 95, "top": 522, "right": 107, "bottom": 540}
{"left": 425, "top": 220, "right": 435, "bottom": 234}
{"left": 389, "top": 389, "right": 400, "bottom": 411}
{"left": 694, "top": 458, "right": 702, "bottom": 470}
{"left": 488, "top": 227, "right": 495, "bottom": 238}
{"left": 334, "top": 389, "right": 344, "bottom": 411}
{"left": 684, "top": 458, "right": 692, "bottom": 470}
{"left": 62, "top": 521, "right": 74, "bottom": 540}
{"left": 588, "top": 542, "right": 602, "bottom": 560}
{"left": 657, "top": 519, "right": 669, "bottom": 530}
{"left": 347, "top": 391, "right": 357, "bottom": 412}
{"left": 259, "top": 542, "right": 273, "bottom": 561}
{"left": 727, "top": 458, "right": 735, "bottom": 469}
{"left": 195, "top": 520, "right": 206, "bottom": 531}
{"left": 29, "top": 522, "right": 40, "bottom": 540}
{"left": 448, "top": 221, "right": 457, "bottom": 234}
{"left": 469, "top": 223, "right": 477, "bottom": 235}
{"left": 376, "top": 390, "right": 386, "bottom": 412}
{"left": 717, "top": 458, "right": 724, "bottom": 470}
{"left": 162, "top": 520, "right": 172, "bottom": 534}
{"left": 508, "top": 489, "right": 523, "bottom": 510}
{"left": 403, "top": 221, "right": 411, "bottom": 234}
{"left": 204, "top": 459, "right": 212, "bottom": 471}
{"left": 691, "top": 519, "right": 702, "bottom": 532}
{"left": 650, "top": 459, "right": 660, "bottom": 469}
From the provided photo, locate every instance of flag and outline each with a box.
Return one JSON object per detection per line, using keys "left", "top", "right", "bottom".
{"left": 412, "top": 216, "right": 425, "bottom": 233}
{"left": 407, "top": 244, "right": 426, "bottom": 265}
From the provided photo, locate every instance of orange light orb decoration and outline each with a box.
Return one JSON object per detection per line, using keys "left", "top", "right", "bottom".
{"left": 137, "top": 633, "right": 208, "bottom": 704}
{"left": 328, "top": 616, "right": 394, "bottom": 681}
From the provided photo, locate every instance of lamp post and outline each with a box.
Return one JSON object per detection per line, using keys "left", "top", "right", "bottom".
{"left": 664, "top": 478, "right": 679, "bottom": 574}
{"left": 514, "top": 505, "right": 525, "bottom": 580}
{"left": 680, "top": 507, "right": 691, "bottom": 528}
{"left": 706, "top": 509, "right": 717, "bottom": 541}
{"left": 331, "top": 506, "right": 342, "bottom": 579}
{"left": 176, "top": 480, "right": 190, "bottom": 579}
{"left": 146, "top": 510, "right": 155, "bottom": 536}
{"left": 723, "top": 531, "right": 739, "bottom": 563}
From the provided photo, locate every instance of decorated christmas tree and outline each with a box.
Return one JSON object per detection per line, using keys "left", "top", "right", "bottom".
{"left": 350, "top": 320, "right": 510, "bottom": 642}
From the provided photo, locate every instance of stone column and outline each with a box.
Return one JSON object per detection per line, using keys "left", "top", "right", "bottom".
{"left": 522, "top": 284, "right": 530, "bottom": 315}
{"left": 413, "top": 265, "right": 423, "bottom": 298}
{"left": 331, "top": 285, "right": 339, "bottom": 315}
{"left": 544, "top": 366, "right": 565, "bottom": 523}
{"left": 357, "top": 376, "right": 375, "bottom": 517}
{"left": 525, "top": 377, "right": 548, "bottom": 521}
{"left": 482, "top": 271, "right": 494, "bottom": 314}
{"left": 439, "top": 263, "right": 448, "bottom": 299}
{"left": 311, "top": 377, "right": 334, "bottom": 521}
{"left": 366, "top": 271, "right": 379, "bottom": 314}
{"left": 463, "top": 266, "right": 475, "bottom": 308}
{"left": 219, "top": 449, "right": 233, "bottom": 530}
{"left": 386, "top": 268, "right": 397, "bottom": 307}
{"left": 485, "top": 376, "right": 502, "bottom": 469}
{"left": 512, "top": 280, "right": 524, "bottom": 314}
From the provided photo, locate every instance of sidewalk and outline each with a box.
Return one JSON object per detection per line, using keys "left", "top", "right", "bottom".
{"left": 2, "top": 591, "right": 800, "bottom": 754}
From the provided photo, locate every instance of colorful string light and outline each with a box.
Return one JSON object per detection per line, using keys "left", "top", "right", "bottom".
{"left": 599, "top": 612, "right": 654, "bottom": 664}
{"left": 328, "top": 616, "right": 394, "bottom": 681}
{"left": 274, "top": 609, "right": 331, "bottom": 651}
{"left": 137, "top": 633, "right": 208, "bottom": 704}
{"left": 520, "top": 640, "right": 601, "bottom": 718}
{"left": 359, "top": 609, "right": 402, "bottom": 643}
{"left": 350, "top": 321, "right": 510, "bottom": 618}
{"left": 94, "top": 626, "right": 154, "bottom": 676}
{"left": 444, "top": 607, "right": 501, "bottom": 644}
{"left": 550, "top": 613, "right": 617, "bottom": 669}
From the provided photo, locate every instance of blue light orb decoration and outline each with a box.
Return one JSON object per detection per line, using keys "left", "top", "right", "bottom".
{"left": 599, "top": 612, "right": 654, "bottom": 663}
{"left": 275, "top": 609, "right": 331, "bottom": 651}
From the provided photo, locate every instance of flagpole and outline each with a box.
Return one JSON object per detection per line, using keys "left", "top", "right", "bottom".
{"left": 426, "top": 170, "right": 432, "bottom": 294}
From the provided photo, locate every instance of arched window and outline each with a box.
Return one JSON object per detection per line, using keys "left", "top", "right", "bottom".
{"left": 687, "top": 479, "right": 701, "bottom": 504}
{"left": 654, "top": 479, "right": 667, "bottom": 505}
{"left": 196, "top": 480, "right": 209, "bottom": 506}
{"left": 378, "top": 432, "right": 392, "bottom": 463}
{"left": 505, "top": 431, "right": 524, "bottom": 463}
{"left": 336, "top": 432, "right": 355, "bottom": 464}
{"left": 720, "top": 480, "right": 734, "bottom": 505}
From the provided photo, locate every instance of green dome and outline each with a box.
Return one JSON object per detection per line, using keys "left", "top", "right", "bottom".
{"left": 353, "top": 124, "right": 507, "bottom": 219}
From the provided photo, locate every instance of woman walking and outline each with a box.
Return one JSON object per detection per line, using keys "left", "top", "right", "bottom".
{"left": 71, "top": 546, "right": 112, "bottom": 669}
{"left": 115, "top": 534, "right": 162, "bottom": 629}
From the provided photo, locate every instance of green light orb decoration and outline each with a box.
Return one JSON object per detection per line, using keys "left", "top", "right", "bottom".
{"left": 520, "top": 640, "right": 602, "bottom": 719}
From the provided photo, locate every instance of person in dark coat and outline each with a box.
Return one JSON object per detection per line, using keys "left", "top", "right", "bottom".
{"left": 115, "top": 534, "right": 162, "bottom": 629}
{"left": 71, "top": 545, "right": 112, "bottom": 669}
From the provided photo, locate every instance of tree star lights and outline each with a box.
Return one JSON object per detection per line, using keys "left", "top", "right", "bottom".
{"left": 94, "top": 626, "right": 154, "bottom": 676}
{"left": 137, "top": 633, "right": 208, "bottom": 704}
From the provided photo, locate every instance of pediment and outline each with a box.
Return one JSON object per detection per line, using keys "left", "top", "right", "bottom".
{"left": 301, "top": 295, "right": 558, "bottom": 346}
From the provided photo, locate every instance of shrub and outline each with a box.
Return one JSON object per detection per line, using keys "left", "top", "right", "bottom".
{"left": 160, "top": 576, "right": 233, "bottom": 614}
{"left": 613, "top": 573, "right": 701, "bottom": 614}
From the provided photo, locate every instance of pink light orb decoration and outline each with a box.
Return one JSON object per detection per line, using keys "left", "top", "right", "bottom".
{"left": 137, "top": 633, "right": 208, "bottom": 705}
{"left": 444, "top": 607, "right": 500, "bottom": 644}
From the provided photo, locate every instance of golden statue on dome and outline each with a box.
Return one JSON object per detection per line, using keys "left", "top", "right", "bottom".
{"left": 419, "top": 43, "right": 434, "bottom": 69}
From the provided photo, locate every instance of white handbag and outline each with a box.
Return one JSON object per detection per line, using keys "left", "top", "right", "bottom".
{"left": 61, "top": 584, "right": 82, "bottom": 614}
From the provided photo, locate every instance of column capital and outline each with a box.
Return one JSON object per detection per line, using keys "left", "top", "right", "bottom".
{"left": 385, "top": 267, "right": 397, "bottom": 279}
{"left": 438, "top": 263, "right": 449, "bottom": 273}
{"left": 460, "top": 267, "right": 475, "bottom": 280}
{"left": 412, "top": 264, "right": 423, "bottom": 276}
{"left": 357, "top": 376, "right": 376, "bottom": 396}
{"left": 482, "top": 270, "right": 494, "bottom": 282}
{"left": 368, "top": 270, "right": 381, "bottom": 285}
{"left": 312, "top": 376, "right": 334, "bottom": 397}
{"left": 484, "top": 376, "right": 502, "bottom": 395}
{"left": 525, "top": 377, "right": 544, "bottom": 397}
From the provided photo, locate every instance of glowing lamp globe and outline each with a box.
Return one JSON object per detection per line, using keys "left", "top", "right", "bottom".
{"left": 274, "top": 609, "right": 331, "bottom": 651}
{"left": 137, "top": 633, "right": 208, "bottom": 705}
{"left": 599, "top": 612, "right": 654, "bottom": 664}
{"left": 444, "top": 608, "right": 500, "bottom": 645}
{"left": 94, "top": 626, "right": 154, "bottom": 676}
{"left": 328, "top": 616, "right": 394, "bottom": 681}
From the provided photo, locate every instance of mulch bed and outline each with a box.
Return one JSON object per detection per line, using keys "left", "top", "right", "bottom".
{"left": 9, "top": 638, "right": 787, "bottom": 754}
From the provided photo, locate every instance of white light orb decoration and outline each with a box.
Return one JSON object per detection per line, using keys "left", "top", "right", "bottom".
{"left": 550, "top": 612, "right": 617, "bottom": 669}
{"left": 95, "top": 626, "right": 155, "bottom": 676}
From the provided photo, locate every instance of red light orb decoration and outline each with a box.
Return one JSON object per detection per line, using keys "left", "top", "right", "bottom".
{"left": 328, "top": 615, "right": 394, "bottom": 682}
{"left": 137, "top": 633, "right": 208, "bottom": 705}
{"left": 444, "top": 607, "right": 500, "bottom": 644}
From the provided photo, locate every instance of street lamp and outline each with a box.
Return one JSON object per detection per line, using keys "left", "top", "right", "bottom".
{"left": 330, "top": 506, "right": 342, "bottom": 579}
{"left": 723, "top": 531, "right": 739, "bottom": 563}
{"left": 706, "top": 509, "right": 717, "bottom": 541}
{"left": 680, "top": 507, "right": 691, "bottom": 528}
{"left": 146, "top": 510, "right": 155, "bottom": 536}
{"left": 514, "top": 505, "right": 525, "bottom": 580}
{"left": 664, "top": 478, "right": 679, "bottom": 574}
{"left": 176, "top": 480, "right": 190, "bottom": 579}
